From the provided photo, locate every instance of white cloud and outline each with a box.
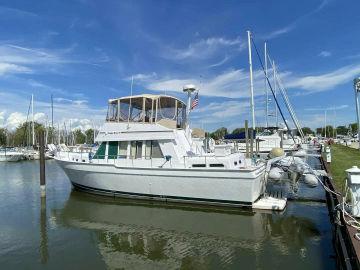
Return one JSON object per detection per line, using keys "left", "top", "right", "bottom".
{"left": 285, "top": 64, "right": 360, "bottom": 92}
{"left": 0, "top": 62, "right": 31, "bottom": 75}
{"left": 304, "top": 104, "right": 349, "bottom": 111}
{"left": 0, "top": 91, "right": 106, "bottom": 131}
{"left": 261, "top": 0, "right": 329, "bottom": 40}
{"left": 133, "top": 68, "right": 275, "bottom": 98}
{"left": 318, "top": 51, "right": 331, "bottom": 57}
{"left": 163, "top": 37, "right": 245, "bottom": 61}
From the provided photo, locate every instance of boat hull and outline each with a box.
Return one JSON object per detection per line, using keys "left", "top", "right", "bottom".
{"left": 0, "top": 153, "right": 23, "bottom": 162}
{"left": 56, "top": 159, "right": 266, "bottom": 207}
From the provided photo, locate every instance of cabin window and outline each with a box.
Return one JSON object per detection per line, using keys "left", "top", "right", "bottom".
{"left": 145, "top": 140, "right": 163, "bottom": 159}
{"left": 209, "top": 164, "right": 224, "bottom": 167}
{"left": 192, "top": 164, "right": 206, "bottom": 167}
{"left": 145, "top": 141, "right": 151, "bottom": 159}
{"left": 108, "top": 141, "right": 118, "bottom": 159}
{"left": 94, "top": 142, "right": 106, "bottom": 159}
{"left": 151, "top": 141, "right": 163, "bottom": 158}
{"left": 118, "top": 141, "right": 127, "bottom": 159}
{"left": 130, "top": 141, "right": 143, "bottom": 159}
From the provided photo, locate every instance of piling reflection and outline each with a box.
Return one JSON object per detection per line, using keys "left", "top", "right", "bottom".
{"left": 39, "top": 196, "right": 48, "bottom": 264}
{"left": 55, "top": 192, "right": 322, "bottom": 270}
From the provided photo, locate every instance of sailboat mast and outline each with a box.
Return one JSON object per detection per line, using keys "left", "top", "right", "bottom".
{"left": 31, "top": 94, "right": 35, "bottom": 146}
{"left": 273, "top": 60, "right": 278, "bottom": 127}
{"left": 264, "top": 42, "right": 268, "bottom": 128}
{"left": 51, "top": 94, "right": 54, "bottom": 143}
{"left": 247, "top": 30, "right": 255, "bottom": 130}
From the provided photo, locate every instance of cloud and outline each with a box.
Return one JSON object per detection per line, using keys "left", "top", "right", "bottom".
{"left": 132, "top": 68, "right": 276, "bottom": 98}
{"left": 208, "top": 55, "right": 230, "bottom": 68}
{"left": 0, "top": 6, "right": 38, "bottom": 19}
{"left": 284, "top": 64, "right": 360, "bottom": 92}
{"left": 0, "top": 63, "right": 31, "bottom": 75}
{"left": 0, "top": 91, "right": 106, "bottom": 131}
{"left": 261, "top": 0, "right": 329, "bottom": 40}
{"left": 163, "top": 37, "right": 245, "bottom": 61}
{"left": 304, "top": 104, "right": 349, "bottom": 111}
{"left": 318, "top": 51, "right": 331, "bottom": 57}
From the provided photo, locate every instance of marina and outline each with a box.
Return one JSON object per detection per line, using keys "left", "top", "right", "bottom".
{"left": 1, "top": 1, "right": 360, "bottom": 269}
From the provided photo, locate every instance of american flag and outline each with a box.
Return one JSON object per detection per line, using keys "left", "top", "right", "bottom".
{"left": 191, "top": 91, "right": 199, "bottom": 110}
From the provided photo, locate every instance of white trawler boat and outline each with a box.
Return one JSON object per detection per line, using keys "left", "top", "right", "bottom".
{"left": 55, "top": 86, "right": 270, "bottom": 207}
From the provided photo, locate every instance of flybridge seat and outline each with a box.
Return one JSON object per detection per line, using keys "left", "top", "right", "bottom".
{"left": 106, "top": 94, "right": 187, "bottom": 129}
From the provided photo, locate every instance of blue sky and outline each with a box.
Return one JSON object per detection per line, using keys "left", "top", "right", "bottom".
{"left": 0, "top": 0, "right": 359, "bottom": 131}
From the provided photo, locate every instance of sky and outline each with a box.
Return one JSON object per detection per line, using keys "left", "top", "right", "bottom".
{"left": 0, "top": 0, "right": 359, "bottom": 132}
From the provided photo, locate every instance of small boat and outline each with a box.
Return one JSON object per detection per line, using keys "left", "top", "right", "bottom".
{"left": 55, "top": 88, "right": 268, "bottom": 208}
{"left": 0, "top": 148, "right": 24, "bottom": 162}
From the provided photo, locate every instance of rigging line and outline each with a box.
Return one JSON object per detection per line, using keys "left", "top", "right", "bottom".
{"left": 266, "top": 52, "right": 305, "bottom": 139}
{"left": 250, "top": 36, "right": 296, "bottom": 144}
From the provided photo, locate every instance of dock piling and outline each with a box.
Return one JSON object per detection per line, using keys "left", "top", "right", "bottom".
{"left": 245, "top": 120, "right": 249, "bottom": 158}
{"left": 39, "top": 131, "right": 46, "bottom": 197}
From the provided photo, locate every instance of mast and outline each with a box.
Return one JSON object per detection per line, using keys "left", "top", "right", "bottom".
{"left": 31, "top": 94, "right": 35, "bottom": 146}
{"left": 324, "top": 110, "right": 327, "bottom": 138}
{"left": 273, "top": 60, "right": 278, "bottom": 127}
{"left": 51, "top": 94, "right": 54, "bottom": 143}
{"left": 247, "top": 30, "right": 256, "bottom": 130}
{"left": 264, "top": 42, "right": 268, "bottom": 128}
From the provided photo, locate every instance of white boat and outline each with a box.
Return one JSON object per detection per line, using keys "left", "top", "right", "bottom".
{"left": 0, "top": 149, "right": 24, "bottom": 162}
{"left": 55, "top": 89, "right": 268, "bottom": 207}
{"left": 237, "top": 128, "right": 300, "bottom": 153}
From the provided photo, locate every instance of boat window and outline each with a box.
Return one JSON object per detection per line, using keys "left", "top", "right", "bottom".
{"left": 145, "top": 141, "right": 151, "bottom": 159}
{"left": 118, "top": 141, "right": 127, "bottom": 159}
{"left": 151, "top": 141, "right": 163, "bottom": 158}
{"left": 130, "top": 141, "right": 143, "bottom": 159}
{"left": 93, "top": 142, "right": 106, "bottom": 159}
{"left": 108, "top": 141, "right": 118, "bottom": 159}
{"left": 192, "top": 164, "right": 206, "bottom": 167}
{"left": 209, "top": 164, "right": 224, "bottom": 167}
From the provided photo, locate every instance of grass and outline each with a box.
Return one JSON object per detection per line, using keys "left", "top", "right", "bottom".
{"left": 328, "top": 144, "right": 360, "bottom": 191}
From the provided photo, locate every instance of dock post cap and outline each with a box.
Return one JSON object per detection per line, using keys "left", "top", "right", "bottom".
{"left": 346, "top": 166, "right": 360, "bottom": 173}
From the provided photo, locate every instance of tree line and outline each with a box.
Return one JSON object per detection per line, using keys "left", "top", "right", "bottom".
{"left": 0, "top": 122, "right": 96, "bottom": 147}
{"left": 208, "top": 123, "right": 359, "bottom": 140}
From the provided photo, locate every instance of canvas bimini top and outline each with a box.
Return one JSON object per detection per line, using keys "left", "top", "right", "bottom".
{"left": 106, "top": 94, "right": 187, "bottom": 129}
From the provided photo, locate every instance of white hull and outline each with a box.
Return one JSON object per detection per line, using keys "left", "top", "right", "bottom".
{"left": 56, "top": 159, "right": 266, "bottom": 207}
{"left": 0, "top": 153, "right": 23, "bottom": 162}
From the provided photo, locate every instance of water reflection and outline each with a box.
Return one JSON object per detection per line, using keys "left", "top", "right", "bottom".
{"left": 54, "top": 192, "right": 328, "bottom": 270}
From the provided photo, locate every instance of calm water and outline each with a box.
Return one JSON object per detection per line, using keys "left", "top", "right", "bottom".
{"left": 0, "top": 160, "right": 336, "bottom": 270}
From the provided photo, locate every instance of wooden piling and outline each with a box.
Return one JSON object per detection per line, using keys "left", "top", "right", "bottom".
{"left": 39, "top": 131, "right": 46, "bottom": 197}
{"left": 250, "top": 127, "right": 254, "bottom": 157}
{"left": 245, "top": 120, "right": 249, "bottom": 158}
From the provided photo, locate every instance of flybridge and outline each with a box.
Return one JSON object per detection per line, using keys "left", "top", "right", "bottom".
{"left": 106, "top": 94, "right": 187, "bottom": 129}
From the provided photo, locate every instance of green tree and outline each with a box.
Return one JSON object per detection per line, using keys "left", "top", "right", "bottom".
{"left": 232, "top": 128, "right": 245, "bottom": 134}
{"left": 74, "top": 129, "right": 86, "bottom": 144}
{"left": 0, "top": 128, "right": 6, "bottom": 146}
{"left": 12, "top": 122, "right": 45, "bottom": 146}
{"left": 85, "top": 129, "right": 94, "bottom": 144}
{"left": 301, "top": 127, "right": 314, "bottom": 135}
{"left": 349, "top": 123, "right": 358, "bottom": 135}
{"left": 336, "top": 125, "right": 348, "bottom": 136}
{"left": 210, "top": 127, "right": 228, "bottom": 140}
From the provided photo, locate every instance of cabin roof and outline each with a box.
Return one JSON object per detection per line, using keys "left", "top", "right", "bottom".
{"left": 108, "top": 94, "right": 186, "bottom": 106}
